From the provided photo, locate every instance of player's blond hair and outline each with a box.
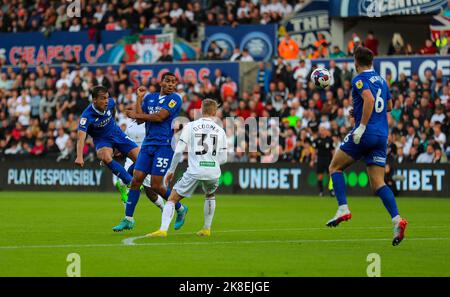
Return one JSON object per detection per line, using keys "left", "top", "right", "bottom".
{"left": 202, "top": 98, "right": 218, "bottom": 116}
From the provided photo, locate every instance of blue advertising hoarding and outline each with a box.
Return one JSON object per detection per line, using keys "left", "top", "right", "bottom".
{"left": 330, "top": 0, "right": 448, "bottom": 17}
{"left": 0, "top": 29, "right": 161, "bottom": 65}
{"left": 124, "top": 62, "right": 240, "bottom": 88}
{"left": 311, "top": 55, "right": 450, "bottom": 82}
{"left": 203, "top": 24, "right": 277, "bottom": 61}
{"left": 3, "top": 61, "right": 240, "bottom": 89}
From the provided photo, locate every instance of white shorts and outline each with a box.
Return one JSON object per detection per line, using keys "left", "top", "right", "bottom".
{"left": 125, "top": 158, "right": 151, "bottom": 187}
{"left": 173, "top": 172, "right": 219, "bottom": 198}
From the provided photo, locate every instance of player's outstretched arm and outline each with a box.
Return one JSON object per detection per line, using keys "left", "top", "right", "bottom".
{"left": 353, "top": 89, "right": 375, "bottom": 144}
{"left": 75, "top": 130, "right": 87, "bottom": 167}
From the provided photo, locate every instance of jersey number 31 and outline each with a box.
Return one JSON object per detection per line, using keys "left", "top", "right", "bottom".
{"left": 195, "top": 133, "right": 218, "bottom": 156}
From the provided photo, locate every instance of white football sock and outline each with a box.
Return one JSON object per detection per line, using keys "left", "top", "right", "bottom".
{"left": 125, "top": 216, "right": 134, "bottom": 222}
{"left": 153, "top": 196, "right": 165, "bottom": 211}
{"left": 392, "top": 215, "right": 401, "bottom": 224}
{"left": 338, "top": 204, "right": 349, "bottom": 213}
{"left": 203, "top": 197, "right": 216, "bottom": 230}
{"left": 160, "top": 201, "right": 175, "bottom": 231}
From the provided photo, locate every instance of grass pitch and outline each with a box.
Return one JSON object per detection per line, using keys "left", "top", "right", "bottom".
{"left": 0, "top": 192, "right": 449, "bottom": 276}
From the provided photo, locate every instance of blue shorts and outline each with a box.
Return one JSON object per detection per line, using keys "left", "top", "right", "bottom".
{"left": 93, "top": 128, "right": 138, "bottom": 156}
{"left": 135, "top": 145, "right": 173, "bottom": 176}
{"left": 339, "top": 133, "right": 388, "bottom": 167}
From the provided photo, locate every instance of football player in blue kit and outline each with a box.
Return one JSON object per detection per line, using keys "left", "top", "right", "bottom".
{"left": 326, "top": 47, "right": 408, "bottom": 246}
{"left": 75, "top": 85, "right": 139, "bottom": 198}
{"left": 112, "top": 72, "right": 188, "bottom": 232}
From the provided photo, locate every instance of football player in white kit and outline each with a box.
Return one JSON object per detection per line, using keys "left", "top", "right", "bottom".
{"left": 114, "top": 119, "right": 165, "bottom": 211}
{"left": 147, "top": 99, "right": 228, "bottom": 237}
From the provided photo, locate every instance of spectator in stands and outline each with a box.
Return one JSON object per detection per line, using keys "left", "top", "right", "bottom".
{"left": 207, "top": 41, "right": 226, "bottom": 60}
{"left": 364, "top": 30, "right": 379, "bottom": 56}
{"left": 230, "top": 48, "right": 242, "bottom": 61}
{"left": 347, "top": 33, "right": 361, "bottom": 56}
{"left": 419, "top": 39, "right": 438, "bottom": 55}
{"left": 157, "top": 48, "right": 174, "bottom": 62}
{"left": 329, "top": 45, "right": 346, "bottom": 58}
{"left": 388, "top": 33, "right": 405, "bottom": 55}
{"left": 240, "top": 49, "right": 254, "bottom": 62}
{"left": 416, "top": 144, "right": 435, "bottom": 163}
{"left": 278, "top": 33, "right": 299, "bottom": 60}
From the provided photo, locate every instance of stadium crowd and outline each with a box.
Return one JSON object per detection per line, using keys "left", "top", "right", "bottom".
{"left": 0, "top": 0, "right": 306, "bottom": 41}
{"left": 1, "top": 0, "right": 447, "bottom": 59}
{"left": 0, "top": 56, "right": 448, "bottom": 164}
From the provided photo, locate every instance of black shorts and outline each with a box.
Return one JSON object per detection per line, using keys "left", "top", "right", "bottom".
{"left": 316, "top": 158, "right": 331, "bottom": 174}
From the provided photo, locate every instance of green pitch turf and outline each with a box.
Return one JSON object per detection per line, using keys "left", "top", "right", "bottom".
{"left": 0, "top": 192, "right": 449, "bottom": 276}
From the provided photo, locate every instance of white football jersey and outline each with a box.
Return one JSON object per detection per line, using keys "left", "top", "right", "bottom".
{"left": 125, "top": 120, "right": 146, "bottom": 146}
{"left": 179, "top": 118, "right": 227, "bottom": 180}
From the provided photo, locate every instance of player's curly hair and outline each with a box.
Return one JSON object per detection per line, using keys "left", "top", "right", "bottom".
{"left": 161, "top": 72, "right": 176, "bottom": 81}
{"left": 91, "top": 85, "right": 108, "bottom": 99}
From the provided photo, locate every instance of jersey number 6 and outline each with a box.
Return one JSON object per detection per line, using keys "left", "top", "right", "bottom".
{"left": 374, "top": 88, "right": 384, "bottom": 113}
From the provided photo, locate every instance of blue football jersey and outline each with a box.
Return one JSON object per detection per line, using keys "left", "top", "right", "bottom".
{"left": 141, "top": 92, "right": 182, "bottom": 146}
{"left": 78, "top": 97, "right": 119, "bottom": 138}
{"left": 351, "top": 70, "right": 391, "bottom": 137}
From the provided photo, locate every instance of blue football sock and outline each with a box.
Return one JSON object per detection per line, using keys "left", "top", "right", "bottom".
{"left": 106, "top": 160, "right": 132, "bottom": 185}
{"left": 127, "top": 163, "right": 135, "bottom": 177}
{"left": 376, "top": 185, "right": 399, "bottom": 218}
{"left": 331, "top": 172, "right": 347, "bottom": 206}
{"left": 164, "top": 188, "right": 171, "bottom": 199}
{"left": 126, "top": 189, "right": 140, "bottom": 217}
{"left": 163, "top": 188, "right": 181, "bottom": 210}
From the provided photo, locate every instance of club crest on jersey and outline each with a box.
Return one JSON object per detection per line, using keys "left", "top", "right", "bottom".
{"left": 80, "top": 118, "right": 87, "bottom": 125}
{"left": 168, "top": 99, "right": 177, "bottom": 108}
{"left": 107, "top": 110, "right": 111, "bottom": 116}
{"left": 356, "top": 80, "right": 363, "bottom": 89}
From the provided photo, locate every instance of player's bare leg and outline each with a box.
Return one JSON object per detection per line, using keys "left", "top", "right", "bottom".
{"left": 197, "top": 192, "right": 216, "bottom": 237}
{"left": 144, "top": 186, "right": 164, "bottom": 212}
{"left": 97, "top": 147, "right": 132, "bottom": 185}
{"left": 146, "top": 189, "right": 185, "bottom": 237}
{"left": 367, "top": 165, "right": 408, "bottom": 246}
{"left": 127, "top": 147, "right": 140, "bottom": 162}
{"left": 326, "top": 149, "right": 355, "bottom": 227}
{"left": 151, "top": 175, "right": 187, "bottom": 229}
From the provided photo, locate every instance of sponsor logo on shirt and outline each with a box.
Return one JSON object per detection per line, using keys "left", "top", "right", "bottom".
{"left": 168, "top": 99, "right": 177, "bottom": 108}
{"left": 356, "top": 80, "right": 363, "bottom": 89}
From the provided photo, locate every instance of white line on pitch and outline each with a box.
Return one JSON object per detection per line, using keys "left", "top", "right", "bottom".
{"left": 122, "top": 225, "right": 450, "bottom": 245}
{"left": 1, "top": 237, "right": 450, "bottom": 250}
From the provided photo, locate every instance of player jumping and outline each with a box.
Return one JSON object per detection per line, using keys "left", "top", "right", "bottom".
{"left": 148, "top": 99, "right": 227, "bottom": 237}
{"left": 112, "top": 72, "right": 187, "bottom": 232}
{"left": 76, "top": 86, "right": 138, "bottom": 199}
{"left": 326, "top": 47, "right": 408, "bottom": 246}
{"left": 114, "top": 118, "right": 165, "bottom": 211}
